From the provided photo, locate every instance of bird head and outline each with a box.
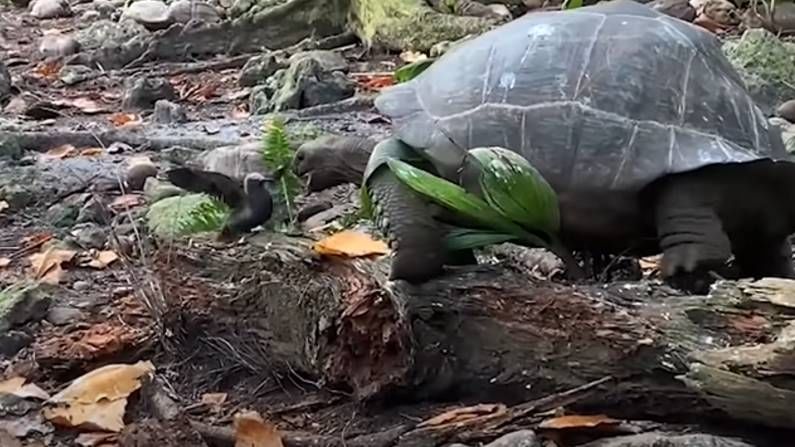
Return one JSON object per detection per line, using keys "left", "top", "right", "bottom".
{"left": 243, "top": 172, "right": 276, "bottom": 194}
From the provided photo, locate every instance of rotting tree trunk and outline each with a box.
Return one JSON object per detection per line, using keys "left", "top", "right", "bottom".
{"left": 158, "top": 234, "right": 795, "bottom": 433}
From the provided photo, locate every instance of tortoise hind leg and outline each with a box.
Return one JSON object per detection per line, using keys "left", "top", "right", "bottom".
{"left": 651, "top": 178, "right": 732, "bottom": 293}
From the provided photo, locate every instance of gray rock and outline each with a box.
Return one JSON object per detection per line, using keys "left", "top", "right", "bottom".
{"left": 69, "top": 222, "right": 107, "bottom": 249}
{"left": 238, "top": 52, "right": 285, "bottom": 87}
{"left": 776, "top": 98, "right": 795, "bottom": 123}
{"left": 167, "top": 0, "right": 221, "bottom": 24}
{"left": 143, "top": 177, "right": 184, "bottom": 203}
{"left": 0, "top": 62, "right": 11, "bottom": 105}
{"left": 153, "top": 99, "right": 187, "bottom": 123}
{"left": 72, "top": 280, "right": 90, "bottom": 291}
{"left": 46, "top": 305, "right": 85, "bottom": 326}
{"left": 0, "top": 331, "right": 33, "bottom": 356}
{"left": 30, "top": 0, "right": 72, "bottom": 18}
{"left": 59, "top": 64, "right": 94, "bottom": 85}
{"left": 80, "top": 9, "right": 101, "bottom": 21}
{"left": 77, "top": 197, "right": 110, "bottom": 224}
{"left": 287, "top": 50, "right": 348, "bottom": 73}
{"left": 200, "top": 141, "right": 267, "bottom": 179}
{"left": 107, "top": 142, "right": 132, "bottom": 154}
{"left": 38, "top": 34, "right": 81, "bottom": 59}
{"left": 92, "top": 0, "right": 118, "bottom": 18}
{"left": 723, "top": 28, "right": 795, "bottom": 115}
{"left": 263, "top": 57, "right": 355, "bottom": 112}
{"left": 121, "top": 76, "right": 177, "bottom": 111}
{"left": 160, "top": 145, "right": 201, "bottom": 164}
{"left": 121, "top": 0, "right": 172, "bottom": 29}
{"left": 75, "top": 19, "right": 149, "bottom": 51}
{"left": 0, "top": 283, "right": 51, "bottom": 333}
{"left": 248, "top": 84, "right": 270, "bottom": 114}
{"left": 45, "top": 203, "right": 79, "bottom": 227}
{"left": 447, "top": 430, "right": 540, "bottom": 447}
{"left": 0, "top": 184, "right": 34, "bottom": 210}
{"left": 580, "top": 432, "right": 755, "bottom": 447}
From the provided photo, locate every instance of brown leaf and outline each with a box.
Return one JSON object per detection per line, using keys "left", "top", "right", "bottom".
{"left": 29, "top": 247, "right": 77, "bottom": 284}
{"left": 109, "top": 194, "right": 145, "bottom": 211}
{"left": 109, "top": 113, "right": 142, "bottom": 128}
{"left": 33, "top": 60, "right": 62, "bottom": 80}
{"left": 43, "top": 144, "right": 77, "bottom": 160}
{"left": 351, "top": 72, "right": 395, "bottom": 92}
{"left": 312, "top": 230, "right": 389, "bottom": 258}
{"left": 418, "top": 404, "right": 506, "bottom": 428}
{"left": 0, "top": 376, "right": 51, "bottom": 400}
{"left": 201, "top": 392, "right": 228, "bottom": 406}
{"left": 79, "top": 147, "right": 105, "bottom": 157}
{"left": 44, "top": 361, "right": 156, "bottom": 432}
{"left": 234, "top": 410, "right": 284, "bottom": 447}
{"left": 81, "top": 250, "right": 119, "bottom": 269}
{"left": 538, "top": 414, "right": 621, "bottom": 430}
{"left": 70, "top": 97, "right": 107, "bottom": 114}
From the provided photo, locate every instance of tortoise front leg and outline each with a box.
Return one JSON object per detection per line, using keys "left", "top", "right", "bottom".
{"left": 652, "top": 179, "right": 732, "bottom": 293}
{"left": 368, "top": 167, "right": 450, "bottom": 282}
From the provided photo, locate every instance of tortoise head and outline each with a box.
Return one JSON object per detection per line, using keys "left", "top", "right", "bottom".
{"left": 293, "top": 134, "right": 376, "bottom": 192}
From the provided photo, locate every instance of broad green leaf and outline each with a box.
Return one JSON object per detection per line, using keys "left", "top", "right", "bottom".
{"left": 386, "top": 159, "right": 536, "bottom": 240}
{"left": 445, "top": 227, "right": 519, "bottom": 251}
{"left": 394, "top": 58, "right": 436, "bottom": 83}
{"left": 563, "top": 0, "right": 583, "bottom": 9}
{"left": 469, "top": 147, "right": 560, "bottom": 235}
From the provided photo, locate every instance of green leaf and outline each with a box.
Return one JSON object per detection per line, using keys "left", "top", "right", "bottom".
{"left": 394, "top": 58, "right": 436, "bottom": 83}
{"left": 469, "top": 147, "right": 560, "bottom": 235}
{"left": 261, "top": 116, "right": 302, "bottom": 224}
{"left": 386, "top": 159, "right": 533, "bottom": 239}
{"left": 445, "top": 227, "right": 519, "bottom": 251}
{"left": 562, "top": 0, "right": 583, "bottom": 9}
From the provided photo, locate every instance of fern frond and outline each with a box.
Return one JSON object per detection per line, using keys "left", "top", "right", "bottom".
{"left": 261, "top": 116, "right": 302, "bottom": 224}
{"left": 176, "top": 196, "right": 230, "bottom": 235}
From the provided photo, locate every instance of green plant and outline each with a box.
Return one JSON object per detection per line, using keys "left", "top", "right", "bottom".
{"left": 394, "top": 58, "right": 436, "bottom": 83}
{"left": 176, "top": 197, "right": 230, "bottom": 235}
{"left": 562, "top": 0, "right": 583, "bottom": 9}
{"left": 261, "top": 117, "right": 302, "bottom": 224}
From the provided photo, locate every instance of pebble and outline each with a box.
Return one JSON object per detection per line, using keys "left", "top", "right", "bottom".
{"left": 153, "top": 99, "right": 187, "bottom": 124}
{"left": 121, "top": 0, "right": 172, "bottom": 29}
{"left": 47, "top": 305, "right": 85, "bottom": 326}
{"left": 121, "top": 76, "right": 177, "bottom": 111}
{"left": 30, "top": 0, "right": 72, "bottom": 18}
{"left": 125, "top": 161, "right": 159, "bottom": 191}
{"left": 72, "top": 280, "right": 91, "bottom": 292}
{"left": 70, "top": 222, "right": 108, "bottom": 249}
{"left": 167, "top": 0, "right": 221, "bottom": 24}
{"left": 777, "top": 99, "right": 795, "bottom": 123}
{"left": 38, "top": 34, "right": 81, "bottom": 59}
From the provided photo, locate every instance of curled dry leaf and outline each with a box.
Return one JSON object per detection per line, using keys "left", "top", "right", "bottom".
{"left": 201, "top": 392, "right": 228, "bottom": 406}
{"left": 43, "top": 361, "right": 155, "bottom": 432}
{"left": 234, "top": 410, "right": 284, "bottom": 447}
{"left": 0, "top": 377, "right": 51, "bottom": 400}
{"left": 537, "top": 414, "right": 621, "bottom": 430}
{"left": 109, "top": 112, "right": 142, "bottom": 128}
{"left": 42, "top": 144, "right": 77, "bottom": 160}
{"left": 29, "top": 247, "right": 77, "bottom": 284}
{"left": 79, "top": 148, "right": 105, "bottom": 157}
{"left": 418, "top": 403, "right": 507, "bottom": 428}
{"left": 312, "top": 230, "right": 389, "bottom": 258}
{"left": 80, "top": 250, "right": 119, "bottom": 269}
{"left": 110, "top": 194, "right": 145, "bottom": 211}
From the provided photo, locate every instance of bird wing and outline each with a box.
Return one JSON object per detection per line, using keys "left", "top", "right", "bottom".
{"left": 165, "top": 167, "right": 245, "bottom": 209}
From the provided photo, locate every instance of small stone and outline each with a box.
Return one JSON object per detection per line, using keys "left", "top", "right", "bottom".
{"left": 107, "top": 141, "right": 132, "bottom": 154}
{"left": 81, "top": 9, "right": 101, "bottom": 21}
{"left": 0, "top": 185, "right": 34, "bottom": 210}
{"left": 0, "top": 284, "right": 51, "bottom": 333}
{"left": 263, "top": 57, "right": 356, "bottom": 112}
{"left": 777, "top": 99, "right": 795, "bottom": 123}
{"left": 69, "top": 222, "right": 107, "bottom": 249}
{"left": 59, "top": 65, "right": 94, "bottom": 85}
{"left": 160, "top": 145, "right": 200, "bottom": 164}
{"left": 167, "top": 0, "right": 221, "bottom": 24}
{"left": 72, "top": 280, "right": 90, "bottom": 291}
{"left": 0, "top": 331, "right": 34, "bottom": 357}
{"left": 238, "top": 52, "right": 285, "bottom": 87}
{"left": 121, "top": 76, "right": 177, "bottom": 111}
{"left": 30, "top": 0, "right": 72, "bottom": 18}
{"left": 288, "top": 50, "right": 348, "bottom": 73}
{"left": 125, "top": 161, "right": 158, "bottom": 191}
{"left": 45, "top": 203, "right": 78, "bottom": 227}
{"left": 75, "top": 19, "right": 149, "bottom": 51}
{"left": 77, "top": 197, "right": 110, "bottom": 224}
{"left": 248, "top": 85, "right": 270, "bottom": 114}
{"left": 143, "top": 177, "right": 184, "bottom": 203}
{"left": 0, "top": 61, "right": 11, "bottom": 105}
{"left": 121, "top": 0, "right": 172, "bottom": 29}
{"left": 153, "top": 99, "right": 187, "bottom": 123}
{"left": 46, "top": 305, "right": 85, "bottom": 326}
{"left": 38, "top": 34, "right": 81, "bottom": 59}
{"left": 92, "top": 0, "right": 117, "bottom": 18}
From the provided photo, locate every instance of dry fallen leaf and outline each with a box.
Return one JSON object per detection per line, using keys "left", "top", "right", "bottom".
{"left": 81, "top": 250, "right": 119, "bottom": 269}
{"left": 109, "top": 112, "right": 142, "bottom": 128}
{"left": 29, "top": 247, "right": 77, "bottom": 284}
{"left": 234, "top": 410, "right": 284, "bottom": 447}
{"left": 418, "top": 404, "right": 506, "bottom": 428}
{"left": 351, "top": 72, "right": 395, "bottom": 92}
{"left": 0, "top": 258, "right": 10, "bottom": 268}
{"left": 201, "top": 392, "right": 228, "bottom": 406}
{"left": 79, "top": 147, "right": 105, "bottom": 157}
{"left": 70, "top": 97, "right": 107, "bottom": 114}
{"left": 109, "top": 194, "right": 145, "bottom": 211}
{"left": 75, "top": 432, "right": 118, "bottom": 447}
{"left": 43, "top": 361, "right": 155, "bottom": 432}
{"left": 43, "top": 144, "right": 77, "bottom": 160}
{"left": 0, "top": 377, "right": 51, "bottom": 400}
{"left": 538, "top": 414, "right": 621, "bottom": 430}
{"left": 33, "top": 60, "right": 62, "bottom": 80}
{"left": 312, "top": 230, "right": 389, "bottom": 258}
{"left": 400, "top": 50, "right": 428, "bottom": 63}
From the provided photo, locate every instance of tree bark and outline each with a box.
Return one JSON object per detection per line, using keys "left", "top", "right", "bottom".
{"left": 158, "top": 234, "right": 795, "bottom": 433}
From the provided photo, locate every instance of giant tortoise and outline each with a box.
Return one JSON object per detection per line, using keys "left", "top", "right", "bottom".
{"left": 293, "top": 0, "right": 795, "bottom": 289}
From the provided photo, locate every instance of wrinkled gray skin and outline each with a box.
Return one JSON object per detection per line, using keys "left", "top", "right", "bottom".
{"left": 294, "top": 134, "right": 378, "bottom": 191}
{"left": 294, "top": 0, "right": 795, "bottom": 292}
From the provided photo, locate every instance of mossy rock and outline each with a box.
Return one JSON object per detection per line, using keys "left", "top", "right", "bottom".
{"left": 146, "top": 193, "right": 226, "bottom": 239}
{"left": 0, "top": 282, "right": 50, "bottom": 334}
{"left": 723, "top": 28, "right": 795, "bottom": 115}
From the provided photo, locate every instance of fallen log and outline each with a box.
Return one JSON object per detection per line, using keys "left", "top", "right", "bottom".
{"left": 155, "top": 234, "right": 795, "bottom": 435}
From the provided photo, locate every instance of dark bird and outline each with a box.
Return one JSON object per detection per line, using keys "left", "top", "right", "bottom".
{"left": 165, "top": 167, "right": 274, "bottom": 240}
